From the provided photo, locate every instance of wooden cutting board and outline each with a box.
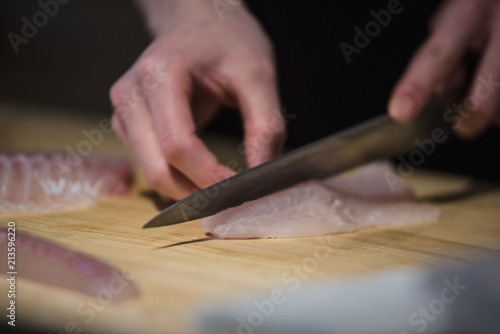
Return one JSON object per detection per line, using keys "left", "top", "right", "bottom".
{"left": 1, "top": 102, "right": 500, "bottom": 333}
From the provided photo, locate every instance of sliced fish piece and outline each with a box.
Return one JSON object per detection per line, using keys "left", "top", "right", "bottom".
{"left": 202, "top": 161, "right": 439, "bottom": 239}
{"left": 0, "top": 152, "right": 133, "bottom": 214}
{"left": 0, "top": 226, "right": 138, "bottom": 300}
{"left": 322, "top": 161, "right": 415, "bottom": 200}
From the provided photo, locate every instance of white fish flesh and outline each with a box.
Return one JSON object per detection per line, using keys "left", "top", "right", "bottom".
{"left": 0, "top": 226, "right": 138, "bottom": 300}
{"left": 0, "top": 153, "right": 133, "bottom": 214}
{"left": 202, "top": 161, "right": 439, "bottom": 239}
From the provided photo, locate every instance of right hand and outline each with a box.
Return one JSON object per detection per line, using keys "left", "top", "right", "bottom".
{"left": 389, "top": 0, "right": 500, "bottom": 138}
{"left": 110, "top": 0, "right": 286, "bottom": 201}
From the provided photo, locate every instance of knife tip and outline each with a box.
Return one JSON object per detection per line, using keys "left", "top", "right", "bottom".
{"left": 142, "top": 221, "right": 156, "bottom": 229}
{"left": 142, "top": 215, "right": 165, "bottom": 229}
{"left": 142, "top": 208, "right": 189, "bottom": 229}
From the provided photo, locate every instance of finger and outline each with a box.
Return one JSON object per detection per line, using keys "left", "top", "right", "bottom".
{"left": 111, "top": 113, "right": 129, "bottom": 147}
{"left": 190, "top": 83, "right": 221, "bottom": 130}
{"left": 455, "top": 7, "right": 500, "bottom": 138}
{"left": 427, "top": 0, "right": 447, "bottom": 31}
{"left": 389, "top": 0, "right": 487, "bottom": 122}
{"left": 143, "top": 62, "right": 235, "bottom": 189}
{"left": 230, "top": 56, "right": 286, "bottom": 167}
{"left": 110, "top": 85, "right": 199, "bottom": 200}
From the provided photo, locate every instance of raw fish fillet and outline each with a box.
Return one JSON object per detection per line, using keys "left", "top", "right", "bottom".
{"left": 0, "top": 153, "right": 133, "bottom": 214}
{"left": 202, "top": 161, "right": 439, "bottom": 239}
{"left": 0, "top": 226, "right": 138, "bottom": 300}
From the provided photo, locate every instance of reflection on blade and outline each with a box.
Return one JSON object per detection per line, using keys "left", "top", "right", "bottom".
{"left": 144, "top": 96, "right": 449, "bottom": 228}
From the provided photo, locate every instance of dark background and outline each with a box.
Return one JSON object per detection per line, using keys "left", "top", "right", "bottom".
{"left": 1, "top": 0, "right": 498, "bottom": 181}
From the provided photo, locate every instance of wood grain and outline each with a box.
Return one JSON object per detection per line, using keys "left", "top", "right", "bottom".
{"left": 0, "top": 103, "right": 499, "bottom": 333}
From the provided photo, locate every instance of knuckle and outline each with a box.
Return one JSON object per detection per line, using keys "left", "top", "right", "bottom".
{"left": 160, "top": 132, "right": 193, "bottom": 162}
{"left": 142, "top": 164, "right": 166, "bottom": 189}
{"left": 423, "top": 38, "right": 451, "bottom": 61}
{"left": 111, "top": 99, "right": 130, "bottom": 121}
{"left": 135, "top": 54, "right": 174, "bottom": 80}
{"left": 238, "top": 50, "right": 276, "bottom": 81}
{"left": 253, "top": 58, "right": 276, "bottom": 81}
{"left": 135, "top": 58, "right": 156, "bottom": 83}
{"left": 257, "top": 58, "right": 276, "bottom": 79}
{"left": 109, "top": 81, "right": 127, "bottom": 106}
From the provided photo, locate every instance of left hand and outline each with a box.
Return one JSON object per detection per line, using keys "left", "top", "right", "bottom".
{"left": 388, "top": 0, "right": 500, "bottom": 138}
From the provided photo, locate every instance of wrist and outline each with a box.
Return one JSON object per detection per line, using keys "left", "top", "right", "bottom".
{"left": 134, "top": 0, "right": 219, "bottom": 36}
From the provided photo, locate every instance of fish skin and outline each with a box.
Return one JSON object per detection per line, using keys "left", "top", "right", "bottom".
{"left": 0, "top": 152, "right": 133, "bottom": 214}
{"left": 202, "top": 161, "right": 440, "bottom": 239}
{"left": 0, "top": 226, "right": 139, "bottom": 300}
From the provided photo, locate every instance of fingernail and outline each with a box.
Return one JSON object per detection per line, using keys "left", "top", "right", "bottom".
{"left": 390, "top": 96, "right": 416, "bottom": 122}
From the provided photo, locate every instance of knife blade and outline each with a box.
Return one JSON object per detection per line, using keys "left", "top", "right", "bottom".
{"left": 143, "top": 96, "right": 449, "bottom": 228}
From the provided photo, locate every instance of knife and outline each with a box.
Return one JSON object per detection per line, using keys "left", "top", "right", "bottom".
{"left": 143, "top": 96, "right": 450, "bottom": 228}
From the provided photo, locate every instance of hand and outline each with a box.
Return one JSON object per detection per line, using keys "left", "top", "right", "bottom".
{"left": 388, "top": 0, "right": 500, "bottom": 138}
{"left": 110, "top": 0, "right": 286, "bottom": 201}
